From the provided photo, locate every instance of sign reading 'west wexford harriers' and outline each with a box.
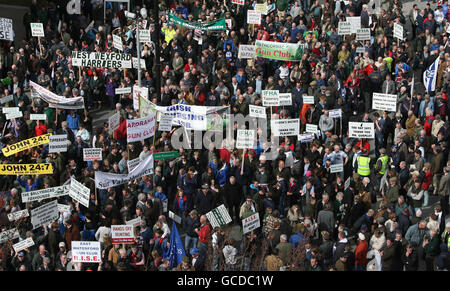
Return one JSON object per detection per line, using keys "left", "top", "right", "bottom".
{"left": 71, "top": 51, "right": 132, "bottom": 68}
{"left": 168, "top": 13, "right": 226, "bottom": 31}
{"left": 2, "top": 133, "right": 51, "bottom": 157}
{"left": 255, "top": 40, "right": 304, "bottom": 61}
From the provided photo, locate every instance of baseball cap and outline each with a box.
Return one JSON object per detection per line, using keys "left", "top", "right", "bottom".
{"left": 190, "top": 248, "right": 199, "bottom": 255}
{"left": 59, "top": 242, "right": 66, "bottom": 248}
{"left": 18, "top": 251, "right": 25, "bottom": 257}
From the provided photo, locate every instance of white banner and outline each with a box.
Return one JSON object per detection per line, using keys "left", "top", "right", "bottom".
{"left": 22, "top": 185, "right": 69, "bottom": 203}
{"left": 393, "top": 23, "right": 403, "bottom": 40}
{"left": 49, "top": 134, "right": 68, "bottom": 153}
{"left": 111, "top": 225, "right": 135, "bottom": 244}
{"left": 271, "top": 119, "right": 299, "bottom": 136}
{"left": 303, "top": 96, "right": 314, "bottom": 104}
{"left": 349, "top": 122, "right": 375, "bottom": 139}
{"left": 279, "top": 93, "right": 292, "bottom": 106}
{"left": 127, "top": 113, "right": 156, "bottom": 143}
{"left": 347, "top": 17, "right": 361, "bottom": 33}
{"left": 338, "top": 21, "right": 352, "bottom": 35}
{"left": 127, "top": 157, "right": 141, "bottom": 172}
{"left": 158, "top": 114, "right": 173, "bottom": 131}
{"left": 238, "top": 45, "right": 256, "bottom": 59}
{"left": 108, "top": 111, "right": 121, "bottom": 133}
{"left": 30, "top": 81, "right": 84, "bottom": 110}
{"left": 247, "top": 10, "right": 262, "bottom": 25}
{"left": 69, "top": 178, "right": 90, "bottom": 208}
{"left": 30, "top": 114, "right": 47, "bottom": 120}
{"left": 115, "top": 87, "right": 131, "bottom": 95}
{"left": 330, "top": 163, "right": 344, "bottom": 173}
{"left": 329, "top": 109, "right": 342, "bottom": 118}
{"left": 31, "top": 23, "right": 44, "bottom": 37}
{"left": 95, "top": 154, "right": 154, "bottom": 189}
{"left": 71, "top": 51, "right": 132, "bottom": 69}
{"left": 13, "top": 237, "right": 35, "bottom": 253}
{"left": 356, "top": 28, "right": 370, "bottom": 41}
{"left": 0, "top": 18, "right": 13, "bottom": 41}
{"left": 71, "top": 241, "right": 101, "bottom": 263}
{"left": 83, "top": 148, "right": 102, "bottom": 161}
{"left": 8, "top": 209, "right": 29, "bottom": 221}
{"left": 112, "top": 34, "right": 123, "bottom": 51}
{"left": 305, "top": 123, "right": 318, "bottom": 133}
{"left": 236, "top": 129, "right": 255, "bottom": 149}
{"left": 249, "top": 105, "right": 266, "bottom": 119}
{"left": 31, "top": 200, "right": 59, "bottom": 229}
{"left": 150, "top": 103, "right": 207, "bottom": 131}
{"left": 262, "top": 90, "right": 280, "bottom": 106}
{"left": 133, "top": 85, "right": 148, "bottom": 111}
{"left": 372, "top": 93, "right": 397, "bottom": 112}
{"left": 242, "top": 212, "right": 260, "bottom": 234}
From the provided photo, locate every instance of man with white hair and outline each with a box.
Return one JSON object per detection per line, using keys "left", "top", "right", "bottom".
{"left": 275, "top": 234, "right": 293, "bottom": 266}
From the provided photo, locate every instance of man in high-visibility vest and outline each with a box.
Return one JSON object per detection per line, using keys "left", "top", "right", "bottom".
{"left": 356, "top": 149, "right": 371, "bottom": 177}
{"left": 374, "top": 148, "right": 389, "bottom": 179}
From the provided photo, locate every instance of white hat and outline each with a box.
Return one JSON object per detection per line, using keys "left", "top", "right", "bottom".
{"left": 416, "top": 209, "right": 422, "bottom": 217}
{"left": 358, "top": 233, "right": 365, "bottom": 241}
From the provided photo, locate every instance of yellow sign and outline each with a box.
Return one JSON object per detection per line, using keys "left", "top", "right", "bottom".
{"left": 0, "top": 163, "right": 53, "bottom": 175}
{"left": 2, "top": 134, "right": 51, "bottom": 157}
{"left": 255, "top": 3, "right": 268, "bottom": 14}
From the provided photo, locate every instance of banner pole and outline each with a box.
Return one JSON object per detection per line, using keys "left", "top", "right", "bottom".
{"left": 241, "top": 148, "right": 245, "bottom": 175}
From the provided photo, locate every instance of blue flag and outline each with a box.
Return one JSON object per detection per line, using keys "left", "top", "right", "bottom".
{"left": 423, "top": 56, "right": 440, "bottom": 92}
{"left": 164, "top": 223, "right": 186, "bottom": 268}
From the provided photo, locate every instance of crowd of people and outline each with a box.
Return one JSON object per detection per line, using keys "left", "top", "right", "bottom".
{"left": 0, "top": 0, "right": 449, "bottom": 271}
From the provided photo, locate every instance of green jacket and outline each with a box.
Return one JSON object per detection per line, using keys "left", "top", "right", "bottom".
{"left": 424, "top": 236, "right": 440, "bottom": 257}
{"left": 386, "top": 185, "right": 399, "bottom": 205}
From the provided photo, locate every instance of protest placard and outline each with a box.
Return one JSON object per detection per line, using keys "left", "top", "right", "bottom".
{"left": 348, "top": 122, "right": 375, "bottom": 139}
{"left": 169, "top": 211, "right": 182, "bottom": 224}
{"left": 0, "top": 228, "right": 19, "bottom": 244}
{"left": 69, "top": 178, "right": 90, "bottom": 208}
{"left": 158, "top": 114, "right": 173, "bottom": 131}
{"left": 0, "top": 94, "right": 13, "bottom": 104}
{"left": 13, "top": 237, "right": 35, "bottom": 253}
{"left": 279, "top": 93, "right": 292, "bottom": 106}
{"left": 115, "top": 87, "right": 131, "bottom": 95}
{"left": 206, "top": 205, "right": 232, "bottom": 229}
{"left": 2, "top": 107, "right": 19, "bottom": 114}
{"left": 133, "top": 85, "right": 148, "bottom": 111}
{"left": 303, "top": 96, "right": 315, "bottom": 104}
{"left": 126, "top": 217, "right": 143, "bottom": 228}
{"left": 270, "top": 119, "right": 299, "bottom": 136}
{"left": 262, "top": 90, "right": 279, "bottom": 106}
{"left": 2, "top": 133, "right": 51, "bottom": 157}
{"left": 338, "top": 21, "right": 352, "bottom": 35}
{"left": 345, "top": 177, "right": 351, "bottom": 190}
{"left": 6, "top": 111, "right": 23, "bottom": 119}
{"left": 83, "top": 148, "right": 102, "bottom": 161}
{"left": 58, "top": 204, "right": 71, "bottom": 213}
{"left": 127, "top": 113, "right": 156, "bottom": 143}
{"left": 298, "top": 133, "right": 313, "bottom": 143}
{"left": 394, "top": 23, "right": 403, "bottom": 40}
{"left": 232, "top": 0, "right": 245, "bottom": 5}
{"left": 330, "top": 163, "right": 344, "bottom": 173}
{"left": 356, "top": 47, "right": 366, "bottom": 54}
{"left": 0, "top": 18, "right": 13, "bottom": 41}
{"left": 71, "top": 51, "right": 132, "bottom": 68}
{"left": 108, "top": 111, "right": 120, "bottom": 133}
{"left": 236, "top": 130, "right": 255, "bottom": 149}
{"left": 111, "top": 225, "right": 135, "bottom": 244}
{"left": 242, "top": 213, "right": 260, "bottom": 234}
{"left": 30, "top": 114, "right": 47, "bottom": 120}
{"left": 31, "top": 200, "right": 59, "bottom": 229}
{"left": 127, "top": 157, "right": 141, "bottom": 173}
{"left": 0, "top": 163, "right": 53, "bottom": 175}
{"left": 22, "top": 185, "right": 69, "bottom": 203}
{"left": 329, "top": 109, "right": 342, "bottom": 118}
{"left": 347, "top": 17, "right": 361, "bottom": 33}
{"left": 238, "top": 45, "right": 256, "bottom": 59}
{"left": 255, "top": 3, "right": 268, "bottom": 14}
{"left": 71, "top": 241, "right": 101, "bottom": 263}
{"left": 249, "top": 105, "right": 266, "bottom": 118}
{"left": 305, "top": 124, "right": 318, "bottom": 133}
{"left": 247, "top": 10, "right": 262, "bottom": 24}
{"left": 112, "top": 34, "right": 123, "bottom": 51}
{"left": 31, "top": 23, "right": 44, "bottom": 37}
{"left": 8, "top": 209, "right": 29, "bottom": 222}
{"left": 49, "top": 134, "right": 67, "bottom": 153}
{"left": 356, "top": 28, "right": 370, "bottom": 41}
{"left": 132, "top": 57, "right": 146, "bottom": 69}
{"left": 372, "top": 93, "right": 397, "bottom": 112}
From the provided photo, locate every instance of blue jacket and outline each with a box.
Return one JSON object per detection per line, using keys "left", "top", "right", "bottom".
{"left": 216, "top": 164, "right": 228, "bottom": 186}
{"left": 66, "top": 113, "right": 80, "bottom": 130}
{"left": 17, "top": 177, "right": 40, "bottom": 192}
{"left": 289, "top": 232, "right": 303, "bottom": 248}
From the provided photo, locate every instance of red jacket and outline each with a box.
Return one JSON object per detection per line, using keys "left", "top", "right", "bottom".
{"left": 421, "top": 170, "right": 433, "bottom": 190}
{"left": 35, "top": 124, "right": 47, "bottom": 136}
{"left": 198, "top": 223, "right": 211, "bottom": 244}
{"left": 114, "top": 119, "right": 127, "bottom": 140}
{"left": 424, "top": 116, "right": 435, "bottom": 136}
{"left": 354, "top": 240, "right": 369, "bottom": 266}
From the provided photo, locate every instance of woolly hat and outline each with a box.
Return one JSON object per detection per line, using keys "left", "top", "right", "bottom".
{"left": 358, "top": 233, "right": 365, "bottom": 241}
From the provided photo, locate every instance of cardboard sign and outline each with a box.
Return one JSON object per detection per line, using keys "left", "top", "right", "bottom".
{"left": 247, "top": 10, "right": 262, "bottom": 24}
{"left": 356, "top": 28, "right": 370, "bottom": 41}
{"left": 303, "top": 96, "right": 315, "bottom": 104}
{"left": 71, "top": 241, "right": 101, "bottom": 263}
{"left": 111, "top": 225, "right": 135, "bottom": 244}
{"left": 8, "top": 209, "right": 29, "bottom": 222}
{"left": 2, "top": 133, "right": 51, "bottom": 157}
{"left": 348, "top": 122, "right": 375, "bottom": 139}
{"left": 338, "top": 21, "right": 352, "bottom": 35}
{"left": 69, "top": 178, "right": 90, "bottom": 208}
{"left": 30, "top": 114, "right": 47, "bottom": 120}
{"left": 108, "top": 111, "right": 121, "bottom": 133}
{"left": 206, "top": 204, "right": 232, "bottom": 229}
{"left": 127, "top": 113, "right": 156, "bottom": 143}
{"left": 262, "top": 90, "right": 280, "bottom": 106}
{"left": 329, "top": 109, "right": 342, "bottom": 118}
{"left": 158, "top": 114, "right": 173, "bottom": 132}
{"left": 0, "top": 17, "right": 13, "bottom": 41}
{"left": 83, "top": 148, "right": 102, "bottom": 161}
{"left": 238, "top": 45, "right": 255, "bottom": 59}
{"left": 347, "top": 17, "right": 361, "bottom": 33}
{"left": 372, "top": 93, "right": 397, "bottom": 112}
{"left": 0, "top": 163, "right": 53, "bottom": 175}
{"left": 270, "top": 119, "right": 299, "bottom": 136}
{"left": 127, "top": 158, "right": 141, "bottom": 173}
{"left": 242, "top": 212, "right": 260, "bottom": 234}
{"left": 30, "top": 200, "right": 59, "bottom": 229}
{"left": 13, "top": 237, "right": 35, "bottom": 253}
{"left": 112, "top": 34, "right": 123, "bottom": 51}
{"left": 6, "top": 111, "right": 23, "bottom": 119}
{"left": 393, "top": 23, "right": 403, "bottom": 40}
{"left": 115, "top": 87, "right": 132, "bottom": 95}
{"left": 49, "top": 134, "right": 68, "bottom": 153}
{"left": 31, "top": 23, "right": 44, "bottom": 37}
{"left": 138, "top": 29, "right": 151, "bottom": 42}
{"left": 305, "top": 124, "right": 318, "bottom": 133}
{"left": 169, "top": 211, "right": 182, "bottom": 224}
{"left": 298, "top": 133, "right": 313, "bottom": 143}
{"left": 22, "top": 185, "right": 69, "bottom": 203}
{"left": 279, "top": 93, "right": 292, "bottom": 106}
{"left": 249, "top": 105, "right": 266, "bottom": 119}
{"left": 330, "top": 163, "right": 344, "bottom": 173}
{"left": 71, "top": 51, "right": 132, "bottom": 69}
{"left": 0, "top": 94, "right": 13, "bottom": 104}
{"left": 236, "top": 129, "right": 255, "bottom": 149}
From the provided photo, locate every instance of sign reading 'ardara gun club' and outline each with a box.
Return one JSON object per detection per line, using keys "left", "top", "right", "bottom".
{"left": 71, "top": 51, "right": 132, "bottom": 68}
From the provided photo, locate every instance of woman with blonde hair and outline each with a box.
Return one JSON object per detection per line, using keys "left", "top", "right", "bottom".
{"left": 287, "top": 204, "right": 303, "bottom": 227}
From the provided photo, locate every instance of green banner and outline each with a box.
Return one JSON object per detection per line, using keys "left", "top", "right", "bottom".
{"left": 153, "top": 151, "right": 179, "bottom": 160}
{"left": 168, "top": 13, "right": 226, "bottom": 31}
{"left": 255, "top": 40, "right": 304, "bottom": 61}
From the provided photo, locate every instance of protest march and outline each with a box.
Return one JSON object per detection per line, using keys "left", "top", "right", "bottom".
{"left": 0, "top": 0, "right": 449, "bottom": 275}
